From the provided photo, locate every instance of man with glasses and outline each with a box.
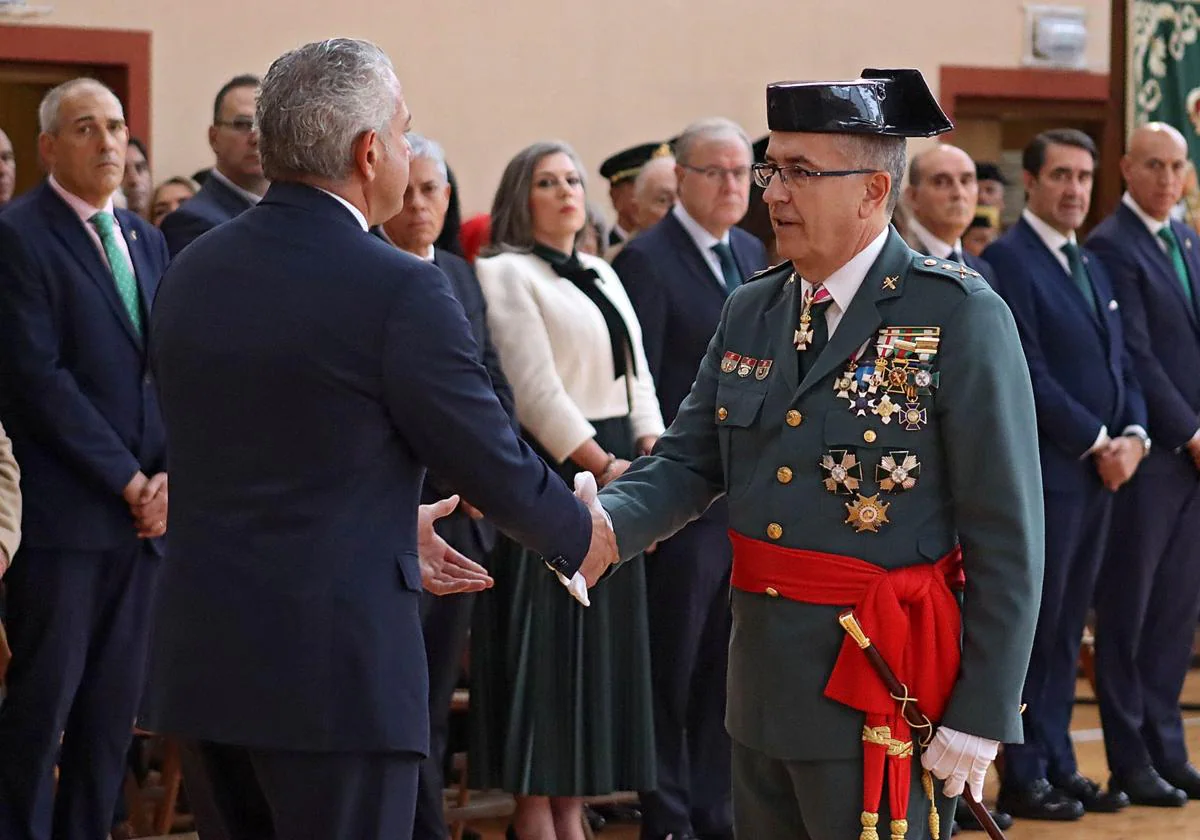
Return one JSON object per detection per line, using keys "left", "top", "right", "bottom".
{"left": 161, "top": 74, "right": 266, "bottom": 256}
{"left": 591, "top": 69, "right": 1043, "bottom": 839}
{"left": 612, "top": 118, "right": 766, "bottom": 840}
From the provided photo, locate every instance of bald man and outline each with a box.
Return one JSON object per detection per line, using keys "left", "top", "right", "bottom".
{"left": 904, "top": 143, "right": 995, "bottom": 283}
{"left": 0, "top": 128, "right": 15, "bottom": 206}
{"left": 1087, "top": 123, "right": 1200, "bottom": 806}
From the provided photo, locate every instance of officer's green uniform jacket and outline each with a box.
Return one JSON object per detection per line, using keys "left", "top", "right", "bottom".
{"left": 599, "top": 227, "right": 1045, "bottom": 761}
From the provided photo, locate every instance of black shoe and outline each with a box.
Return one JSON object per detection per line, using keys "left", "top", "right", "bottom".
{"left": 583, "top": 806, "right": 606, "bottom": 832}
{"left": 1159, "top": 763, "right": 1200, "bottom": 799}
{"left": 954, "top": 798, "right": 1015, "bottom": 831}
{"left": 997, "top": 778, "right": 1085, "bottom": 821}
{"left": 1049, "top": 772, "right": 1129, "bottom": 813}
{"left": 1110, "top": 767, "right": 1188, "bottom": 807}
{"left": 593, "top": 804, "right": 642, "bottom": 823}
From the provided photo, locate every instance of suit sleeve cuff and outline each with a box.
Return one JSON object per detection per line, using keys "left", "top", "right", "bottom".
{"left": 1081, "top": 426, "right": 1109, "bottom": 459}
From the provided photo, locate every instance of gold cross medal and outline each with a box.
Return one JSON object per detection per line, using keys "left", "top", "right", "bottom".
{"left": 835, "top": 363, "right": 858, "bottom": 402}
{"left": 901, "top": 401, "right": 928, "bottom": 432}
{"left": 820, "top": 450, "right": 863, "bottom": 495}
{"left": 870, "top": 394, "right": 899, "bottom": 424}
{"left": 877, "top": 451, "right": 920, "bottom": 492}
{"left": 845, "top": 493, "right": 890, "bottom": 533}
{"left": 793, "top": 316, "right": 815, "bottom": 351}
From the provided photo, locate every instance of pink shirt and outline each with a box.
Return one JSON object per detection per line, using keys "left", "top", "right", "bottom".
{"left": 48, "top": 176, "right": 134, "bottom": 274}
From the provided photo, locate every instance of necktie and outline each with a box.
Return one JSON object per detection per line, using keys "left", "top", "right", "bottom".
{"left": 797, "top": 283, "right": 834, "bottom": 378}
{"left": 1060, "top": 242, "right": 1098, "bottom": 316}
{"left": 712, "top": 242, "right": 741, "bottom": 292}
{"left": 90, "top": 212, "right": 143, "bottom": 334}
{"left": 1158, "top": 225, "right": 1195, "bottom": 304}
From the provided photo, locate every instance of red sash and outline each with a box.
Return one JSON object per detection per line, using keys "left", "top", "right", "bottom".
{"left": 729, "top": 531, "right": 964, "bottom": 839}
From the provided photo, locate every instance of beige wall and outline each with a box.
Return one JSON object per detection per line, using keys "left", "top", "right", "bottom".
{"left": 6, "top": 0, "right": 1112, "bottom": 215}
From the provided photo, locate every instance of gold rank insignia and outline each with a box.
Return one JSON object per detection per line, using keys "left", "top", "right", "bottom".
{"left": 882, "top": 275, "right": 899, "bottom": 290}
{"left": 845, "top": 494, "right": 890, "bottom": 533}
{"left": 721, "top": 351, "right": 741, "bottom": 374}
{"left": 820, "top": 450, "right": 863, "bottom": 495}
{"left": 871, "top": 394, "right": 899, "bottom": 424}
{"left": 877, "top": 451, "right": 920, "bottom": 492}
{"left": 756, "top": 359, "right": 773, "bottom": 380}
{"left": 738, "top": 357, "right": 757, "bottom": 377}
{"left": 901, "top": 402, "right": 928, "bottom": 431}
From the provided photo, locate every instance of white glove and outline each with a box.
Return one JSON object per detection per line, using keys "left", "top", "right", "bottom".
{"left": 551, "top": 472, "right": 611, "bottom": 608}
{"left": 920, "top": 726, "right": 999, "bottom": 800}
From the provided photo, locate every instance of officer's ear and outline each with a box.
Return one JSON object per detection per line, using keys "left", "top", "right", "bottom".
{"left": 861, "top": 171, "right": 891, "bottom": 218}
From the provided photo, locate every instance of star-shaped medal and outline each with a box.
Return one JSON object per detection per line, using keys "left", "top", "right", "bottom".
{"left": 877, "top": 451, "right": 921, "bottom": 492}
{"left": 820, "top": 450, "right": 863, "bottom": 495}
{"left": 845, "top": 493, "right": 891, "bottom": 533}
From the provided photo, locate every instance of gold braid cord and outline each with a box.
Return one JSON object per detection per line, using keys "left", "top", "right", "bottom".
{"left": 921, "top": 769, "right": 940, "bottom": 840}
{"left": 890, "top": 818, "right": 908, "bottom": 840}
{"left": 860, "top": 811, "right": 880, "bottom": 840}
{"left": 862, "top": 725, "right": 913, "bottom": 758}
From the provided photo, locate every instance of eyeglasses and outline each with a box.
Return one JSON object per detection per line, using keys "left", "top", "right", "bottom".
{"left": 214, "top": 117, "right": 257, "bottom": 134}
{"left": 751, "top": 162, "right": 879, "bottom": 189}
{"left": 681, "top": 164, "right": 752, "bottom": 184}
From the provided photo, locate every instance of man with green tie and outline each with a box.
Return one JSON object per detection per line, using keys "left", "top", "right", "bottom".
{"left": 591, "top": 69, "right": 1044, "bottom": 839}
{"left": 983, "top": 129, "right": 1148, "bottom": 822}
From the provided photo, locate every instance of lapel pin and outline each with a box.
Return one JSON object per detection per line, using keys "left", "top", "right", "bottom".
{"left": 130, "top": 230, "right": 138, "bottom": 242}
{"left": 882, "top": 276, "right": 898, "bottom": 290}
{"left": 1109, "top": 299, "right": 1119, "bottom": 311}
{"left": 1187, "top": 239, "right": 1193, "bottom": 251}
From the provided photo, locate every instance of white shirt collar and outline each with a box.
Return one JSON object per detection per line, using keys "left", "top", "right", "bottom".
{"left": 48, "top": 175, "right": 115, "bottom": 218}
{"left": 209, "top": 167, "right": 264, "bottom": 206}
{"left": 1122, "top": 191, "right": 1169, "bottom": 236}
{"left": 906, "top": 215, "right": 963, "bottom": 260}
{"left": 314, "top": 187, "right": 368, "bottom": 231}
{"left": 612, "top": 223, "right": 631, "bottom": 242}
{"left": 802, "top": 226, "right": 890, "bottom": 315}
{"left": 1022, "top": 207, "right": 1077, "bottom": 252}
{"left": 418, "top": 245, "right": 436, "bottom": 262}
{"left": 672, "top": 202, "right": 731, "bottom": 252}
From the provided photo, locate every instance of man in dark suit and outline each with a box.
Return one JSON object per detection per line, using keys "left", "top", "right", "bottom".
{"left": 984, "top": 129, "right": 1146, "bottom": 822}
{"left": 613, "top": 117, "right": 766, "bottom": 840}
{"left": 1087, "top": 122, "right": 1200, "bottom": 807}
{"left": 376, "top": 132, "right": 516, "bottom": 840}
{"left": 160, "top": 74, "right": 267, "bottom": 256}
{"left": 0, "top": 78, "right": 169, "bottom": 840}
{"left": 146, "top": 39, "right": 609, "bottom": 840}
{"left": 903, "top": 144, "right": 996, "bottom": 284}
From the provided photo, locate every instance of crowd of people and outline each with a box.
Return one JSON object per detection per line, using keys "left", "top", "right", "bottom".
{"left": 0, "top": 36, "right": 1197, "bottom": 840}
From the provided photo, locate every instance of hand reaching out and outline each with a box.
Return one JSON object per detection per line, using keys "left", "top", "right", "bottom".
{"left": 418, "top": 495, "right": 494, "bottom": 595}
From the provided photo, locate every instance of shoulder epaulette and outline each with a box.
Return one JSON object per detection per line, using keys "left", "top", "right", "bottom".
{"left": 744, "top": 260, "right": 793, "bottom": 284}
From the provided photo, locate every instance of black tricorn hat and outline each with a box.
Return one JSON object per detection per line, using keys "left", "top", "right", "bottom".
{"left": 766, "top": 68, "right": 952, "bottom": 138}
{"left": 599, "top": 141, "right": 674, "bottom": 185}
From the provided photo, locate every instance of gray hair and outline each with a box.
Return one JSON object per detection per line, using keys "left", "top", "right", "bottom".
{"left": 257, "top": 38, "right": 401, "bottom": 181}
{"left": 842, "top": 135, "right": 907, "bottom": 214}
{"left": 674, "top": 117, "right": 752, "bottom": 165}
{"left": 406, "top": 132, "right": 448, "bottom": 182}
{"left": 39, "top": 78, "right": 121, "bottom": 135}
{"left": 634, "top": 154, "right": 676, "bottom": 193}
{"left": 487, "top": 140, "right": 589, "bottom": 253}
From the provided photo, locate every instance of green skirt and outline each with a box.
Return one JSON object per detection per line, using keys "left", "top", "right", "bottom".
{"left": 468, "top": 415, "right": 656, "bottom": 796}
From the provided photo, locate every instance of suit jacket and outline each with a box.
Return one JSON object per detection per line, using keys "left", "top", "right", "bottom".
{"left": 0, "top": 182, "right": 168, "bottom": 551}
{"left": 146, "top": 182, "right": 591, "bottom": 754}
{"left": 614, "top": 211, "right": 769, "bottom": 427}
{"left": 160, "top": 173, "right": 257, "bottom": 257}
{"left": 984, "top": 217, "right": 1146, "bottom": 491}
{"left": 1087, "top": 204, "right": 1200, "bottom": 464}
{"left": 599, "top": 228, "right": 1043, "bottom": 759}
{"left": 0, "top": 420, "right": 20, "bottom": 570}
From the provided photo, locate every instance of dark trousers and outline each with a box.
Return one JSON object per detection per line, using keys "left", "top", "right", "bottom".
{"left": 184, "top": 740, "right": 420, "bottom": 840}
{"left": 639, "top": 517, "right": 732, "bottom": 839}
{"left": 731, "top": 738, "right": 954, "bottom": 840}
{"left": 1004, "top": 483, "right": 1112, "bottom": 787}
{"left": 0, "top": 544, "right": 159, "bottom": 840}
{"left": 412, "top": 589, "right": 477, "bottom": 840}
{"left": 1095, "top": 460, "right": 1200, "bottom": 776}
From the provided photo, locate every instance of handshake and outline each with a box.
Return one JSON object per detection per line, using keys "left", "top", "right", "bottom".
{"left": 551, "top": 472, "right": 620, "bottom": 607}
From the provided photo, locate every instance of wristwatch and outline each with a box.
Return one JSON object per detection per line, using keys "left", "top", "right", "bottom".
{"left": 1125, "top": 429, "right": 1152, "bottom": 456}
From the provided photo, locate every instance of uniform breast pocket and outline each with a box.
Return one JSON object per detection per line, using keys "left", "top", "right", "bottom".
{"left": 716, "top": 383, "right": 767, "bottom": 500}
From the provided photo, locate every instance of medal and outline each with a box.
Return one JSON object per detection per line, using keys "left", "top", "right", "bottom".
{"left": 738, "top": 357, "right": 757, "bottom": 378}
{"left": 721, "top": 351, "right": 741, "bottom": 374}
{"left": 794, "top": 282, "right": 831, "bottom": 351}
{"left": 871, "top": 394, "right": 899, "bottom": 424}
{"left": 877, "top": 451, "right": 921, "bottom": 492}
{"left": 845, "top": 493, "right": 891, "bottom": 533}
{"left": 820, "top": 450, "right": 863, "bottom": 495}
{"left": 901, "top": 402, "right": 928, "bottom": 432}
{"left": 755, "top": 359, "right": 773, "bottom": 380}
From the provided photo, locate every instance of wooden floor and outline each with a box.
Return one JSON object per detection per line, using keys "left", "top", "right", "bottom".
{"left": 468, "top": 674, "right": 1200, "bottom": 840}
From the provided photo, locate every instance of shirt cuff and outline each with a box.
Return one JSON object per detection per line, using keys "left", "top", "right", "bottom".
{"left": 1082, "top": 425, "right": 1109, "bottom": 459}
{"left": 1122, "top": 425, "right": 1149, "bottom": 441}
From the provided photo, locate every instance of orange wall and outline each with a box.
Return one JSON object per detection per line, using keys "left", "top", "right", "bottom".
{"left": 1, "top": 0, "right": 1113, "bottom": 214}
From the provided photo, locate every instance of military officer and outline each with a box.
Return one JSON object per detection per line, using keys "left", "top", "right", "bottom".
{"left": 601, "top": 142, "right": 673, "bottom": 248}
{"left": 593, "top": 69, "right": 1044, "bottom": 840}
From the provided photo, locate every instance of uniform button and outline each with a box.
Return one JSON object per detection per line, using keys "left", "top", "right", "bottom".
{"left": 863, "top": 429, "right": 877, "bottom": 444}
{"left": 786, "top": 410, "right": 803, "bottom": 427}
{"left": 776, "top": 466, "right": 793, "bottom": 484}
{"left": 717, "top": 406, "right": 729, "bottom": 421}
{"left": 766, "top": 522, "right": 783, "bottom": 540}
{"left": 765, "top": 586, "right": 780, "bottom": 598}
